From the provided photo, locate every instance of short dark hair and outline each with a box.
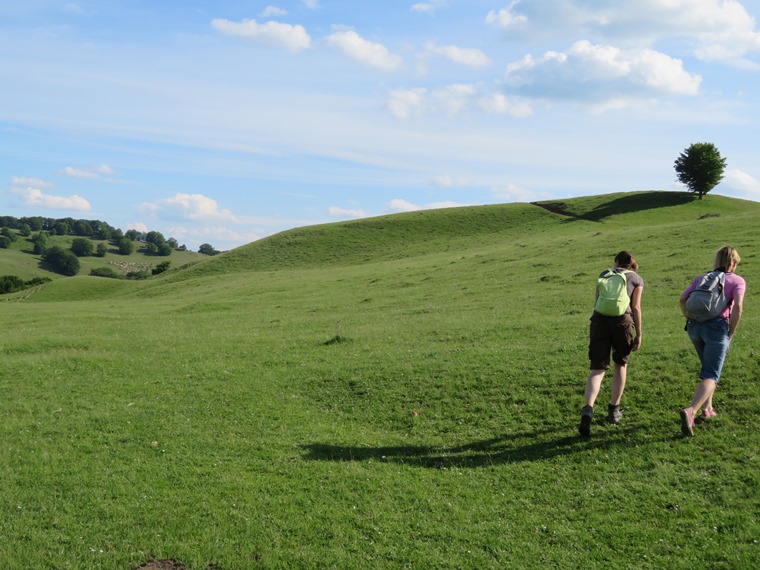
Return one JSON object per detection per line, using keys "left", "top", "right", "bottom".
{"left": 615, "top": 251, "right": 638, "bottom": 271}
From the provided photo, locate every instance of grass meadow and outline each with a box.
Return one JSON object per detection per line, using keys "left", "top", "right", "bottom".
{"left": 1, "top": 191, "right": 758, "bottom": 569}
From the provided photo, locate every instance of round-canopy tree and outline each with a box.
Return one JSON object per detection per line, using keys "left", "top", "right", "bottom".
{"left": 674, "top": 142, "right": 727, "bottom": 200}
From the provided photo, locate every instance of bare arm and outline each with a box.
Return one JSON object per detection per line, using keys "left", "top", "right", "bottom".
{"left": 679, "top": 291, "right": 690, "bottom": 318}
{"left": 630, "top": 285, "right": 643, "bottom": 350}
{"left": 728, "top": 292, "right": 744, "bottom": 340}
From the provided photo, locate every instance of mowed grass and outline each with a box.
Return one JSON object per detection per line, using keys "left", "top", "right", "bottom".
{"left": 1, "top": 192, "right": 758, "bottom": 569}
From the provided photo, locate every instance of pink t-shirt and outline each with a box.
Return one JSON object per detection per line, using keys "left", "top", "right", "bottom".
{"left": 682, "top": 272, "right": 746, "bottom": 320}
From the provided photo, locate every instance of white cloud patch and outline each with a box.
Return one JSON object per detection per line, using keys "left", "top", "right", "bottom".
{"left": 61, "top": 164, "right": 115, "bottom": 179}
{"left": 168, "top": 225, "right": 266, "bottom": 251}
{"left": 723, "top": 169, "right": 760, "bottom": 199}
{"left": 302, "top": 0, "right": 319, "bottom": 8}
{"left": 386, "top": 198, "right": 467, "bottom": 213}
{"left": 411, "top": 1, "right": 447, "bottom": 14}
{"left": 211, "top": 18, "right": 311, "bottom": 52}
{"left": 328, "top": 206, "right": 368, "bottom": 218}
{"left": 388, "top": 85, "right": 533, "bottom": 118}
{"left": 424, "top": 42, "right": 491, "bottom": 68}
{"left": 260, "top": 6, "right": 287, "bottom": 18}
{"left": 486, "top": 0, "right": 760, "bottom": 66}
{"left": 11, "top": 176, "right": 53, "bottom": 189}
{"left": 326, "top": 30, "right": 402, "bottom": 71}
{"left": 431, "top": 175, "right": 470, "bottom": 188}
{"left": 506, "top": 40, "right": 701, "bottom": 105}
{"left": 140, "top": 193, "right": 239, "bottom": 223}
{"left": 492, "top": 183, "right": 549, "bottom": 202}
{"left": 10, "top": 180, "right": 90, "bottom": 212}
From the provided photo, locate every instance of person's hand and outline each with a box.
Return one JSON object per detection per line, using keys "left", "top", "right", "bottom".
{"left": 632, "top": 335, "right": 642, "bottom": 351}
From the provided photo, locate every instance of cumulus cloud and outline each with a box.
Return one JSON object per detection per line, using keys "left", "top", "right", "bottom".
{"left": 260, "top": 6, "right": 287, "bottom": 18}
{"left": 505, "top": 40, "right": 701, "bottom": 105}
{"left": 424, "top": 42, "right": 491, "bottom": 68}
{"left": 211, "top": 18, "right": 311, "bottom": 52}
{"left": 328, "top": 206, "right": 368, "bottom": 218}
{"left": 326, "top": 30, "right": 402, "bottom": 71}
{"left": 140, "top": 193, "right": 238, "bottom": 223}
{"left": 388, "top": 84, "right": 533, "bottom": 118}
{"left": 10, "top": 181, "right": 90, "bottom": 212}
{"left": 302, "top": 0, "right": 319, "bottom": 8}
{"left": 61, "top": 164, "right": 115, "bottom": 179}
{"left": 486, "top": 0, "right": 760, "bottom": 66}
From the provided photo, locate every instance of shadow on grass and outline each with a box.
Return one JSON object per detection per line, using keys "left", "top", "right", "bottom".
{"left": 303, "top": 424, "right": 650, "bottom": 468}
{"left": 534, "top": 191, "right": 695, "bottom": 223}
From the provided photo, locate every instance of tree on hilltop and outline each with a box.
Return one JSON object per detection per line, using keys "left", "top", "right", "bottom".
{"left": 674, "top": 142, "right": 727, "bottom": 200}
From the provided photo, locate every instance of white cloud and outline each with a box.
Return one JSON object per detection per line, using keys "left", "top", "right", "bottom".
{"left": 387, "top": 198, "right": 421, "bottom": 213}
{"left": 168, "top": 225, "right": 266, "bottom": 251}
{"left": 388, "top": 84, "right": 533, "bottom": 118}
{"left": 424, "top": 42, "right": 491, "bottom": 68}
{"left": 127, "top": 222, "right": 149, "bottom": 234}
{"left": 485, "top": 2, "right": 528, "bottom": 30}
{"left": 140, "top": 193, "right": 239, "bottom": 223}
{"left": 431, "top": 175, "right": 470, "bottom": 188}
{"left": 386, "top": 198, "right": 467, "bottom": 213}
{"left": 486, "top": 0, "right": 760, "bottom": 66}
{"left": 11, "top": 176, "right": 53, "bottom": 189}
{"left": 411, "top": 1, "right": 447, "bottom": 14}
{"left": 388, "top": 88, "right": 427, "bottom": 119}
{"left": 260, "top": 6, "right": 287, "bottom": 18}
{"left": 328, "top": 206, "right": 368, "bottom": 218}
{"left": 492, "top": 183, "right": 549, "bottom": 202}
{"left": 11, "top": 186, "right": 90, "bottom": 212}
{"left": 302, "top": 0, "right": 319, "bottom": 8}
{"left": 326, "top": 30, "right": 402, "bottom": 71}
{"left": 723, "top": 169, "right": 760, "bottom": 199}
{"left": 211, "top": 18, "right": 311, "bottom": 52}
{"left": 61, "top": 164, "right": 116, "bottom": 179}
{"left": 506, "top": 40, "right": 701, "bottom": 105}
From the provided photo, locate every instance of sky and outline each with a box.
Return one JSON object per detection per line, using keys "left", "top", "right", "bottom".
{"left": 1, "top": 0, "right": 760, "bottom": 251}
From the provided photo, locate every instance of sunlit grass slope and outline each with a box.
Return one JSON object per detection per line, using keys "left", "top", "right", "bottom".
{"left": 1, "top": 191, "right": 758, "bottom": 569}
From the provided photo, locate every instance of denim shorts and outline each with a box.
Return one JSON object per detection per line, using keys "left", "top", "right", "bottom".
{"left": 686, "top": 317, "right": 730, "bottom": 382}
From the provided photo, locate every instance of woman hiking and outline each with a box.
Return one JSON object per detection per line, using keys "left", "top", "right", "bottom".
{"left": 679, "top": 246, "right": 745, "bottom": 436}
{"left": 579, "top": 251, "right": 644, "bottom": 437}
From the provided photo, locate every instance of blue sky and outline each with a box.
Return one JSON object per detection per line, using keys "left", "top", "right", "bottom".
{"left": 1, "top": 0, "right": 759, "bottom": 251}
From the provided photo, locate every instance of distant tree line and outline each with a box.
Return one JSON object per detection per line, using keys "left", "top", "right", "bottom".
{"left": 0, "top": 275, "right": 51, "bottom": 294}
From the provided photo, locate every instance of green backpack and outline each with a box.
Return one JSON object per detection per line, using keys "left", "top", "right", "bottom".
{"left": 595, "top": 269, "right": 631, "bottom": 317}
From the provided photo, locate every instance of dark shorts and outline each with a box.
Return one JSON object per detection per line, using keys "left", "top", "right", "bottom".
{"left": 588, "top": 312, "right": 636, "bottom": 370}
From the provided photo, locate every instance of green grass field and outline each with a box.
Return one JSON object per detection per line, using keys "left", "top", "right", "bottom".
{"left": 1, "top": 191, "right": 758, "bottom": 569}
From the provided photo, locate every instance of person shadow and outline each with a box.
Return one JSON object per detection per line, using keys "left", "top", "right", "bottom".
{"left": 302, "top": 423, "right": 653, "bottom": 468}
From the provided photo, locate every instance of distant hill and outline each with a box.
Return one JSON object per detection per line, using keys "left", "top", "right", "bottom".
{"left": 167, "top": 190, "right": 760, "bottom": 280}
{"left": 3, "top": 190, "right": 758, "bottom": 300}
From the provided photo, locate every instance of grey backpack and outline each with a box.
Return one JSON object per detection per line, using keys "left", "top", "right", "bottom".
{"left": 684, "top": 271, "right": 729, "bottom": 322}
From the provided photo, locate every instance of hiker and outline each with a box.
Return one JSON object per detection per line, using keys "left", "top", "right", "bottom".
{"left": 679, "top": 246, "right": 745, "bottom": 437}
{"left": 579, "top": 251, "right": 644, "bottom": 437}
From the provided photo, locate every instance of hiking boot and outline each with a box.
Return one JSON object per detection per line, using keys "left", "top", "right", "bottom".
{"left": 680, "top": 408, "right": 695, "bottom": 437}
{"left": 579, "top": 405, "right": 593, "bottom": 437}
{"left": 607, "top": 404, "right": 623, "bottom": 425}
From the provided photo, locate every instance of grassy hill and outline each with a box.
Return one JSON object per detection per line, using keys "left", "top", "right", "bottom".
{"left": 1, "top": 191, "right": 758, "bottom": 568}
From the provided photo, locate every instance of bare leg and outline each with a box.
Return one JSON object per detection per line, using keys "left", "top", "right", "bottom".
{"left": 584, "top": 369, "right": 606, "bottom": 407}
{"left": 610, "top": 363, "right": 627, "bottom": 405}
{"left": 687, "top": 379, "right": 717, "bottom": 416}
